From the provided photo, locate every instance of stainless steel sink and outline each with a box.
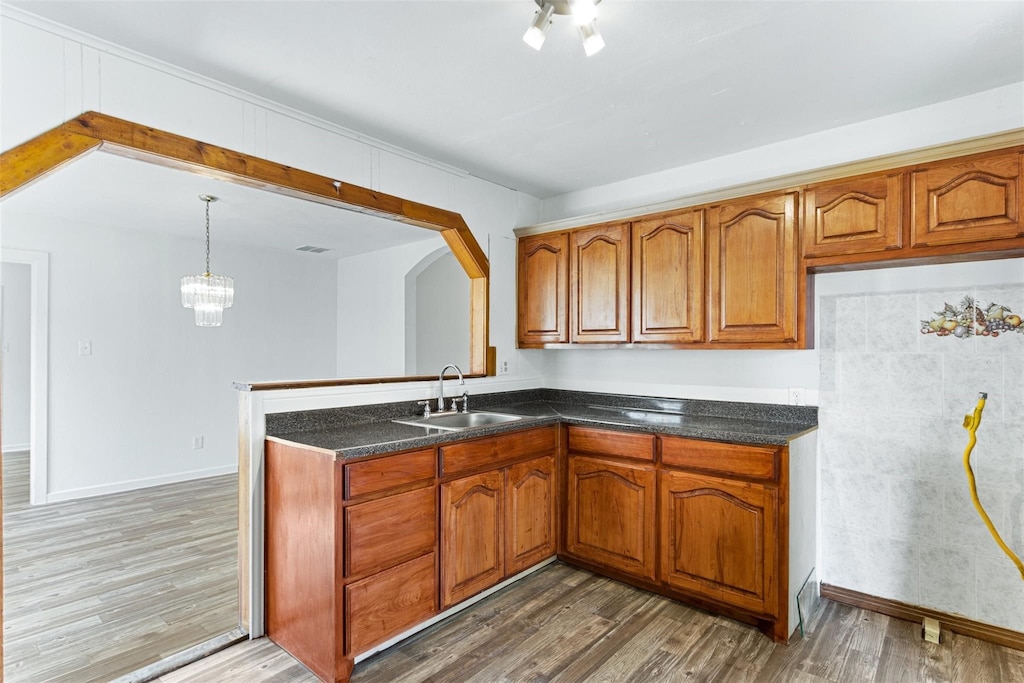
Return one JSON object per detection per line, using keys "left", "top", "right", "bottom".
{"left": 393, "top": 411, "right": 524, "bottom": 432}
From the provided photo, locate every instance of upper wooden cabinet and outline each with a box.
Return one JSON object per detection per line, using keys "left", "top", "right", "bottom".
{"left": 631, "top": 210, "right": 705, "bottom": 343}
{"left": 802, "top": 172, "right": 903, "bottom": 257}
{"left": 708, "top": 192, "right": 799, "bottom": 344}
{"left": 517, "top": 144, "right": 1024, "bottom": 348}
{"left": 517, "top": 232, "right": 568, "bottom": 345}
{"left": 570, "top": 222, "right": 630, "bottom": 343}
{"left": 911, "top": 149, "right": 1024, "bottom": 247}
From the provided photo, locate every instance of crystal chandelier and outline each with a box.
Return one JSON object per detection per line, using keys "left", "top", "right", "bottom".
{"left": 181, "top": 194, "right": 234, "bottom": 327}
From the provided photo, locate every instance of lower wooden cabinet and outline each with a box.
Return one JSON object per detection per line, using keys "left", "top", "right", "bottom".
{"left": 560, "top": 428, "right": 815, "bottom": 645}
{"left": 266, "top": 439, "right": 441, "bottom": 683}
{"left": 441, "top": 470, "right": 504, "bottom": 608}
{"left": 441, "top": 453, "right": 558, "bottom": 608}
{"left": 506, "top": 456, "right": 557, "bottom": 575}
{"left": 565, "top": 454, "right": 657, "bottom": 581}
{"left": 345, "top": 486, "right": 435, "bottom": 578}
{"left": 344, "top": 553, "right": 437, "bottom": 654}
{"left": 660, "top": 469, "right": 778, "bottom": 615}
{"left": 267, "top": 422, "right": 816, "bottom": 682}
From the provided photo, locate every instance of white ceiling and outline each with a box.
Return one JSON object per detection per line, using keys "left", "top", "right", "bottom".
{"left": 8, "top": 1, "right": 1023, "bottom": 199}
{"left": 0, "top": 151, "right": 442, "bottom": 258}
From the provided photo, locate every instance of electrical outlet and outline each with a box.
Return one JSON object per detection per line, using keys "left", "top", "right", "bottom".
{"left": 788, "top": 386, "right": 805, "bottom": 406}
{"left": 498, "top": 359, "right": 510, "bottom": 375}
{"left": 78, "top": 340, "right": 93, "bottom": 356}
{"left": 192, "top": 435, "right": 204, "bottom": 450}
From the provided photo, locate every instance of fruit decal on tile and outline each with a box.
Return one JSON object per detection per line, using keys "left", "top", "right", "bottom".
{"left": 921, "top": 296, "right": 1022, "bottom": 338}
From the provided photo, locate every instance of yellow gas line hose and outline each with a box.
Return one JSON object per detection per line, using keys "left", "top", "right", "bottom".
{"left": 962, "top": 392, "right": 1024, "bottom": 581}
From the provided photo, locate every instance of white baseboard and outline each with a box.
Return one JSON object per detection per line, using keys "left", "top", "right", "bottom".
{"left": 44, "top": 464, "right": 238, "bottom": 504}
{"left": 2, "top": 443, "right": 31, "bottom": 454}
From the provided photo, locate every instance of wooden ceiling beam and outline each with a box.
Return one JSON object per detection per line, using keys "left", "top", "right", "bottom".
{"left": 0, "top": 111, "right": 493, "bottom": 376}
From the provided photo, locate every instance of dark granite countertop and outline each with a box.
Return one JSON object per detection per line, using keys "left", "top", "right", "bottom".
{"left": 267, "top": 389, "right": 818, "bottom": 460}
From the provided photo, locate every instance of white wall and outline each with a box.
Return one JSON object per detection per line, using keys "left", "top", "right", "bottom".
{"left": 411, "top": 251, "right": 470, "bottom": 375}
{"left": 0, "top": 213, "right": 338, "bottom": 500}
{"left": 1, "top": 263, "right": 32, "bottom": 451}
{"left": 540, "top": 83, "right": 1024, "bottom": 223}
{"left": 815, "top": 259, "right": 1024, "bottom": 632}
{"left": 336, "top": 237, "right": 447, "bottom": 377}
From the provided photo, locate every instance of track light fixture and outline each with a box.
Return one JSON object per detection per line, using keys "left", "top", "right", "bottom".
{"left": 523, "top": 0, "right": 605, "bottom": 56}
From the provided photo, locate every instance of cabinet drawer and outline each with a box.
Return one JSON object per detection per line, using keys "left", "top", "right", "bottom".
{"left": 440, "top": 426, "right": 557, "bottom": 477}
{"left": 344, "top": 448, "right": 436, "bottom": 500}
{"left": 345, "top": 552, "right": 437, "bottom": 655}
{"left": 345, "top": 486, "right": 436, "bottom": 577}
{"left": 661, "top": 437, "right": 779, "bottom": 481}
{"left": 567, "top": 426, "right": 656, "bottom": 462}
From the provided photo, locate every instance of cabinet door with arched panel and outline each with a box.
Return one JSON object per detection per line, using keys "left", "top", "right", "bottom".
{"left": 631, "top": 210, "right": 704, "bottom": 343}
{"left": 505, "top": 455, "right": 556, "bottom": 575}
{"left": 517, "top": 232, "right": 568, "bottom": 345}
{"left": 660, "top": 469, "right": 778, "bottom": 615}
{"left": 440, "top": 470, "right": 504, "bottom": 608}
{"left": 708, "top": 192, "right": 799, "bottom": 344}
{"left": 802, "top": 171, "right": 903, "bottom": 257}
{"left": 566, "top": 455, "right": 656, "bottom": 581}
{"left": 911, "top": 148, "right": 1024, "bottom": 247}
{"left": 570, "top": 222, "right": 630, "bottom": 343}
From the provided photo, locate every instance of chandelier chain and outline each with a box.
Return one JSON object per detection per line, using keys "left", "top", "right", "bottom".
{"left": 205, "top": 198, "right": 211, "bottom": 276}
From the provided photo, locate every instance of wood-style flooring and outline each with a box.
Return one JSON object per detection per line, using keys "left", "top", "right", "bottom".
{"left": 159, "top": 561, "right": 1024, "bottom": 682}
{"left": 2, "top": 451, "right": 238, "bottom": 682}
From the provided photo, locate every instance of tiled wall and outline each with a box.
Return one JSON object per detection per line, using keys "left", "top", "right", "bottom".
{"left": 819, "top": 282, "right": 1024, "bottom": 632}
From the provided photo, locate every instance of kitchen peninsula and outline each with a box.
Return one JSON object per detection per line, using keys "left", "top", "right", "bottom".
{"left": 264, "top": 389, "right": 817, "bottom": 683}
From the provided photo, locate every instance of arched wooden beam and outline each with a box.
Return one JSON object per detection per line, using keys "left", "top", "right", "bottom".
{"left": 0, "top": 112, "right": 493, "bottom": 375}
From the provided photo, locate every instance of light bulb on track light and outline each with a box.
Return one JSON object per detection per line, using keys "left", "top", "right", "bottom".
{"left": 523, "top": 2, "right": 555, "bottom": 50}
{"left": 570, "top": 0, "right": 598, "bottom": 26}
{"left": 578, "top": 19, "right": 605, "bottom": 56}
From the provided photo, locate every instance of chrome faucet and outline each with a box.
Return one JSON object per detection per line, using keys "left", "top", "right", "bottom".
{"left": 438, "top": 363, "right": 465, "bottom": 412}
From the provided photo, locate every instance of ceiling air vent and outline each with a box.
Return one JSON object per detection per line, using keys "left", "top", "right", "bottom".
{"left": 295, "top": 245, "right": 331, "bottom": 254}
